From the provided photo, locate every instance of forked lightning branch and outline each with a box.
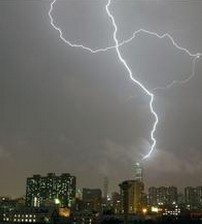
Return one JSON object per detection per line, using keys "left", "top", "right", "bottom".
{"left": 48, "top": 0, "right": 201, "bottom": 160}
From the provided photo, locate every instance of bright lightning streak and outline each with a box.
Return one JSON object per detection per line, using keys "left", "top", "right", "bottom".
{"left": 120, "top": 29, "right": 202, "bottom": 58}
{"left": 48, "top": 0, "right": 201, "bottom": 160}
{"left": 128, "top": 56, "right": 201, "bottom": 101}
{"left": 49, "top": 0, "right": 202, "bottom": 57}
{"left": 153, "top": 56, "right": 200, "bottom": 91}
{"left": 120, "top": 30, "right": 201, "bottom": 94}
{"left": 105, "top": 0, "right": 158, "bottom": 160}
{"left": 48, "top": 0, "right": 115, "bottom": 53}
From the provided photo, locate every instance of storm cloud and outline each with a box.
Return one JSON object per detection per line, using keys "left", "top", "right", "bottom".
{"left": 0, "top": 0, "right": 202, "bottom": 196}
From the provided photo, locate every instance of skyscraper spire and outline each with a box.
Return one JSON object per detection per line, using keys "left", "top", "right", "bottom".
{"left": 134, "top": 163, "right": 143, "bottom": 182}
{"left": 103, "top": 176, "right": 109, "bottom": 199}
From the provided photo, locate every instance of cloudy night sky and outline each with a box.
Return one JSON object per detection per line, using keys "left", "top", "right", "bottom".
{"left": 1, "top": 0, "right": 202, "bottom": 197}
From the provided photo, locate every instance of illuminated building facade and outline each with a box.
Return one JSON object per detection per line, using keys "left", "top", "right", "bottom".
{"left": 26, "top": 173, "right": 76, "bottom": 208}
{"left": 119, "top": 180, "right": 145, "bottom": 214}
{"left": 148, "top": 186, "right": 178, "bottom": 206}
{"left": 1, "top": 207, "right": 57, "bottom": 223}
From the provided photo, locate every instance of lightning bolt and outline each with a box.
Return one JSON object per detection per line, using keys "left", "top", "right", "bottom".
{"left": 49, "top": 0, "right": 116, "bottom": 53}
{"left": 153, "top": 56, "right": 200, "bottom": 91}
{"left": 105, "top": 1, "right": 158, "bottom": 160}
{"left": 128, "top": 55, "right": 200, "bottom": 101}
{"left": 48, "top": 0, "right": 201, "bottom": 160}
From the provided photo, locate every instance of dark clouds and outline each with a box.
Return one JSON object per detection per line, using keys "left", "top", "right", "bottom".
{"left": 0, "top": 0, "right": 202, "bottom": 197}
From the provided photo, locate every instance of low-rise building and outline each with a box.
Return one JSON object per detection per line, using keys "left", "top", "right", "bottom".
{"left": 1, "top": 207, "right": 58, "bottom": 223}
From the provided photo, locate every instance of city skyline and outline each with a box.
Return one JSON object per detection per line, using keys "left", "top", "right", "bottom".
{"left": 1, "top": 0, "right": 202, "bottom": 197}
{"left": 2, "top": 169, "right": 202, "bottom": 199}
{"left": 3, "top": 171, "right": 202, "bottom": 224}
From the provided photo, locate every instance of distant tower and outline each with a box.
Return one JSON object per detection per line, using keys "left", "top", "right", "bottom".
{"left": 103, "top": 176, "right": 109, "bottom": 198}
{"left": 134, "top": 163, "right": 143, "bottom": 182}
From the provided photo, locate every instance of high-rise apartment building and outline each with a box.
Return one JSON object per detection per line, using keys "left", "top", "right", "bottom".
{"left": 82, "top": 188, "right": 102, "bottom": 212}
{"left": 185, "top": 187, "right": 196, "bottom": 207}
{"left": 167, "top": 186, "right": 178, "bottom": 205}
{"left": 158, "top": 187, "right": 169, "bottom": 205}
{"left": 196, "top": 186, "right": 202, "bottom": 207}
{"left": 111, "top": 192, "right": 121, "bottom": 214}
{"left": 148, "top": 186, "right": 178, "bottom": 206}
{"left": 184, "top": 186, "right": 202, "bottom": 209}
{"left": 26, "top": 173, "right": 76, "bottom": 208}
{"left": 119, "top": 180, "right": 145, "bottom": 214}
{"left": 148, "top": 187, "right": 158, "bottom": 206}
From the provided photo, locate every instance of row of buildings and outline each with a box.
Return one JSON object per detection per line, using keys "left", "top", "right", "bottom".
{"left": 1, "top": 164, "right": 202, "bottom": 223}
{"left": 24, "top": 172, "right": 202, "bottom": 213}
{"left": 148, "top": 186, "right": 202, "bottom": 209}
{"left": 22, "top": 163, "right": 143, "bottom": 214}
{"left": 24, "top": 163, "right": 145, "bottom": 214}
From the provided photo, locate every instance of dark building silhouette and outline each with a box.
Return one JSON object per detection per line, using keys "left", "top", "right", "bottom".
{"left": 148, "top": 187, "right": 158, "bottom": 206}
{"left": 185, "top": 186, "right": 202, "bottom": 210}
{"left": 119, "top": 180, "right": 145, "bottom": 215}
{"left": 103, "top": 177, "right": 109, "bottom": 199}
{"left": 111, "top": 192, "right": 121, "bottom": 214}
{"left": 82, "top": 188, "right": 102, "bottom": 212}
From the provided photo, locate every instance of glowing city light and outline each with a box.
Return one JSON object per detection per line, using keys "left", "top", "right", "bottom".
{"left": 48, "top": 0, "right": 201, "bottom": 159}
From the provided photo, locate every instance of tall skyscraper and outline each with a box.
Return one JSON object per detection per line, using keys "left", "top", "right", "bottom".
{"left": 26, "top": 173, "right": 76, "bottom": 208}
{"left": 119, "top": 180, "right": 145, "bottom": 214}
{"left": 134, "top": 163, "right": 143, "bottom": 182}
{"left": 103, "top": 176, "right": 109, "bottom": 199}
